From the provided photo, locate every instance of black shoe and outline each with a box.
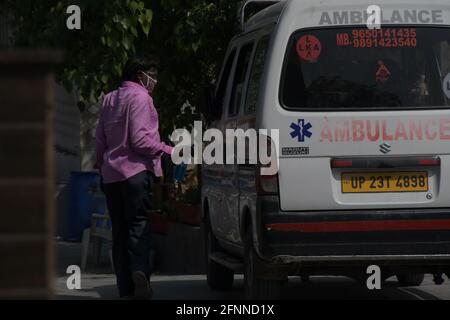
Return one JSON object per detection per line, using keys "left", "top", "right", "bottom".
{"left": 132, "top": 271, "right": 153, "bottom": 300}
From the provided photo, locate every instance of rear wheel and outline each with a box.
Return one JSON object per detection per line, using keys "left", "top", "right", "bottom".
{"left": 204, "top": 219, "right": 234, "bottom": 291}
{"left": 396, "top": 273, "right": 425, "bottom": 287}
{"left": 244, "top": 230, "right": 284, "bottom": 300}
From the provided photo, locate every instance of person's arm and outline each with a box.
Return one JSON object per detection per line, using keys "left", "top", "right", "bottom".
{"left": 128, "top": 94, "right": 173, "bottom": 157}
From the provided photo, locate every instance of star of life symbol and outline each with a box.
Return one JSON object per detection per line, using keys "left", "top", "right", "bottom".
{"left": 290, "top": 119, "right": 313, "bottom": 142}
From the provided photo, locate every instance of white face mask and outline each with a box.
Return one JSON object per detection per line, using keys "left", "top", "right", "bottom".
{"left": 140, "top": 71, "right": 158, "bottom": 92}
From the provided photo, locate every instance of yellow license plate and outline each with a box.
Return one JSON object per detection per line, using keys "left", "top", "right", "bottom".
{"left": 342, "top": 171, "right": 428, "bottom": 193}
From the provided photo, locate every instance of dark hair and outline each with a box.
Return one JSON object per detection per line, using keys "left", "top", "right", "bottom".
{"left": 122, "top": 54, "right": 160, "bottom": 82}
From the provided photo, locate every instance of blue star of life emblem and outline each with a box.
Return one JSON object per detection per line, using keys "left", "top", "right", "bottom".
{"left": 290, "top": 119, "right": 313, "bottom": 142}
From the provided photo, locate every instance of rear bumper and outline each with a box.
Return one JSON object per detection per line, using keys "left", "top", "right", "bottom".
{"left": 257, "top": 197, "right": 450, "bottom": 266}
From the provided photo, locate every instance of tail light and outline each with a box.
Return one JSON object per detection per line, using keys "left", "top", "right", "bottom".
{"left": 331, "top": 157, "right": 440, "bottom": 168}
{"left": 256, "top": 133, "right": 279, "bottom": 195}
{"left": 331, "top": 160, "right": 353, "bottom": 168}
{"left": 417, "top": 158, "right": 440, "bottom": 166}
{"left": 257, "top": 166, "right": 279, "bottom": 195}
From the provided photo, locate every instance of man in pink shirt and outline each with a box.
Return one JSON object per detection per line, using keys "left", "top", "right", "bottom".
{"left": 95, "top": 55, "right": 173, "bottom": 299}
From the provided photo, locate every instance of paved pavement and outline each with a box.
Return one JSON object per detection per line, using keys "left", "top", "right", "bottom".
{"left": 55, "top": 242, "right": 450, "bottom": 300}
{"left": 55, "top": 273, "right": 450, "bottom": 300}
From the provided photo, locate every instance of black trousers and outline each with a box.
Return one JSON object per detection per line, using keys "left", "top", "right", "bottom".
{"left": 103, "top": 171, "right": 153, "bottom": 297}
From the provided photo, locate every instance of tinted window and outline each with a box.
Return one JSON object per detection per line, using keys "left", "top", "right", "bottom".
{"left": 229, "top": 42, "right": 254, "bottom": 117}
{"left": 245, "top": 36, "right": 270, "bottom": 115}
{"left": 214, "top": 49, "right": 236, "bottom": 120}
{"left": 281, "top": 27, "right": 450, "bottom": 110}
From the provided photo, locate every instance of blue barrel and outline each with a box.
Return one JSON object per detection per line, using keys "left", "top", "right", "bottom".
{"left": 66, "top": 172, "right": 106, "bottom": 242}
{"left": 174, "top": 163, "right": 187, "bottom": 182}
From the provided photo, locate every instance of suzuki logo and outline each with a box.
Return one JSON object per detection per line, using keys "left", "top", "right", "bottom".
{"left": 379, "top": 143, "right": 392, "bottom": 154}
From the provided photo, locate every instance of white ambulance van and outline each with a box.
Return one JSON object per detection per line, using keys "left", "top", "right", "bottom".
{"left": 201, "top": 0, "right": 450, "bottom": 299}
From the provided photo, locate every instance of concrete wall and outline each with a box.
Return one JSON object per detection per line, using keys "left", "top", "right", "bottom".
{"left": 54, "top": 85, "right": 81, "bottom": 238}
{"left": 55, "top": 85, "right": 81, "bottom": 183}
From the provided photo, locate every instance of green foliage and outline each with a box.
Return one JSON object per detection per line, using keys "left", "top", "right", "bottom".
{"left": 7, "top": 0, "right": 152, "bottom": 103}
{"left": 146, "top": 0, "right": 242, "bottom": 137}
{"left": 7, "top": 0, "right": 242, "bottom": 132}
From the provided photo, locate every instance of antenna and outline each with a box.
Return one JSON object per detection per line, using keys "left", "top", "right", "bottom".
{"left": 239, "top": 0, "right": 281, "bottom": 30}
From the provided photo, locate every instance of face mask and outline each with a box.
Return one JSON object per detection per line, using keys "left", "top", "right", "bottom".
{"left": 140, "top": 71, "right": 158, "bottom": 93}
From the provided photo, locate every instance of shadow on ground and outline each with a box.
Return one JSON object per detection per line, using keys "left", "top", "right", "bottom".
{"left": 55, "top": 242, "right": 446, "bottom": 300}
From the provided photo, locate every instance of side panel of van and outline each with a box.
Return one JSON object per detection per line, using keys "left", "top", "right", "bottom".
{"left": 205, "top": 35, "right": 258, "bottom": 247}
{"left": 204, "top": 26, "right": 275, "bottom": 249}
{"left": 203, "top": 45, "right": 237, "bottom": 243}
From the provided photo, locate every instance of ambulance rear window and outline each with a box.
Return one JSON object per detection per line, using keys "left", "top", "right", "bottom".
{"left": 281, "top": 27, "right": 450, "bottom": 110}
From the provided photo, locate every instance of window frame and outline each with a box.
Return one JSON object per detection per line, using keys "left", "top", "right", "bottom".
{"left": 227, "top": 41, "right": 256, "bottom": 119}
{"left": 244, "top": 34, "right": 272, "bottom": 115}
{"left": 213, "top": 47, "right": 237, "bottom": 122}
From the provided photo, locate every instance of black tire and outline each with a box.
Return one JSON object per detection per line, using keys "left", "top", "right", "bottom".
{"left": 396, "top": 273, "right": 425, "bottom": 287}
{"left": 244, "top": 230, "right": 284, "bottom": 300}
{"left": 204, "top": 220, "right": 234, "bottom": 291}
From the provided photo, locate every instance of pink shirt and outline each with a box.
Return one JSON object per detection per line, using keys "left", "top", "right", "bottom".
{"left": 95, "top": 81, "right": 173, "bottom": 184}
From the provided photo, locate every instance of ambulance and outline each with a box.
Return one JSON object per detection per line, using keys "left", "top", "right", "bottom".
{"left": 201, "top": 0, "right": 450, "bottom": 299}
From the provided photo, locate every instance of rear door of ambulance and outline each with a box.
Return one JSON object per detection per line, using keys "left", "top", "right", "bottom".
{"left": 269, "top": 5, "right": 450, "bottom": 246}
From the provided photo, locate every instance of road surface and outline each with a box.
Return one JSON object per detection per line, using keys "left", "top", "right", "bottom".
{"left": 55, "top": 273, "right": 450, "bottom": 300}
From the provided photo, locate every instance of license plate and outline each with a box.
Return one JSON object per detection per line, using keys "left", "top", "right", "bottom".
{"left": 342, "top": 171, "right": 428, "bottom": 193}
